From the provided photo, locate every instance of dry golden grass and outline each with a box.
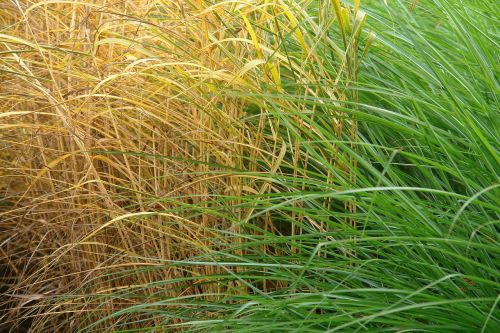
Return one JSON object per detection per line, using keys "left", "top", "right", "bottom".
{"left": 0, "top": 0, "right": 364, "bottom": 331}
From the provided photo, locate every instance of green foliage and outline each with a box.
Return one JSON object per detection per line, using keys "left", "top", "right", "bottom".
{"left": 74, "top": 0, "right": 499, "bottom": 332}
{"left": 1, "top": 0, "right": 498, "bottom": 331}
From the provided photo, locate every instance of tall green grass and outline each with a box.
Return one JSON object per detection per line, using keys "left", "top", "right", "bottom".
{"left": 69, "top": 0, "right": 499, "bottom": 332}
{"left": 1, "top": 0, "right": 498, "bottom": 331}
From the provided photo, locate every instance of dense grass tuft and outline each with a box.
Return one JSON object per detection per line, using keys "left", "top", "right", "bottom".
{"left": 1, "top": 0, "right": 498, "bottom": 332}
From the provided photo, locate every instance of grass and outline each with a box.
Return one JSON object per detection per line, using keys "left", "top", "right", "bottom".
{"left": 1, "top": 0, "right": 498, "bottom": 332}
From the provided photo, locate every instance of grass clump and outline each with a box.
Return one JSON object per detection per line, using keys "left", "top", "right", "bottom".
{"left": 1, "top": 0, "right": 498, "bottom": 332}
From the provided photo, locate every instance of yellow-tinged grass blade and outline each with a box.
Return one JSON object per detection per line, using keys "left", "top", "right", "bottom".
{"left": 332, "top": 0, "right": 347, "bottom": 47}
{"left": 240, "top": 11, "right": 282, "bottom": 91}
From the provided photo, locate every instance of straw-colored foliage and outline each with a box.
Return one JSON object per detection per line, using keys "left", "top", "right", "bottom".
{"left": 1, "top": 1, "right": 364, "bottom": 330}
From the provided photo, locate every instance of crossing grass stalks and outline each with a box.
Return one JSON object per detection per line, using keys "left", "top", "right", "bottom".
{"left": 1, "top": 0, "right": 498, "bottom": 332}
{"left": 1, "top": 0, "right": 365, "bottom": 331}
